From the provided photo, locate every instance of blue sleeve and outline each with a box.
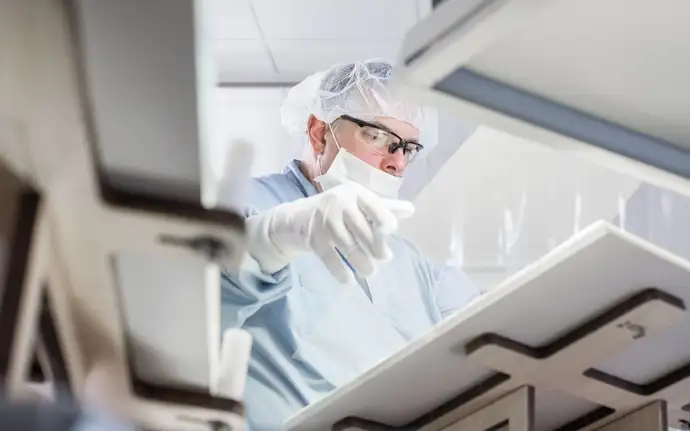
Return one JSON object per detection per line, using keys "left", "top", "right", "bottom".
{"left": 219, "top": 175, "right": 297, "bottom": 329}
{"left": 220, "top": 261, "right": 292, "bottom": 328}
{"left": 429, "top": 263, "right": 482, "bottom": 319}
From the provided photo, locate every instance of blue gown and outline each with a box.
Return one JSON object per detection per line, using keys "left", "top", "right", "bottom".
{"left": 220, "top": 160, "right": 480, "bottom": 430}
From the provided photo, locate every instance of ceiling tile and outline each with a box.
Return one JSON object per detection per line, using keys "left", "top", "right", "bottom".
{"left": 215, "top": 40, "right": 279, "bottom": 82}
{"left": 252, "top": 0, "right": 418, "bottom": 40}
{"left": 269, "top": 39, "right": 405, "bottom": 80}
{"left": 211, "top": 0, "right": 261, "bottom": 39}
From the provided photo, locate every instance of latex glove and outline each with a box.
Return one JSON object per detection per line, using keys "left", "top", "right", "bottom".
{"left": 246, "top": 182, "right": 415, "bottom": 283}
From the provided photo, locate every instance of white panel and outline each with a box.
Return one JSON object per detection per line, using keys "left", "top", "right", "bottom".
{"left": 416, "top": 0, "right": 433, "bottom": 19}
{"left": 400, "top": 126, "right": 642, "bottom": 268}
{"left": 270, "top": 39, "right": 404, "bottom": 79}
{"left": 210, "top": 87, "right": 302, "bottom": 193}
{"left": 464, "top": 268, "right": 510, "bottom": 292}
{"left": 252, "top": 0, "right": 418, "bottom": 39}
{"left": 115, "top": 253, "right": 212, "bottom": 388}
{"left": 76, "top": 0, "right": 203, "bottom": 200}
{"left": 211, "top": 0, "right": 261, "bottom": 39}
{"left": 215, "top": 39, "right": 278, "bottom": 82}
{"left": 398, "top": 109, "right": 477, "bottom": 201}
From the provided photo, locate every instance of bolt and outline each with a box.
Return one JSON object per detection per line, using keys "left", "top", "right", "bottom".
{"left": 159, "top": 234, "right": 231, "bottom": 262}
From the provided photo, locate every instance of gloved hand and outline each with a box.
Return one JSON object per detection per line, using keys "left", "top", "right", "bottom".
{"left": 246, "top": 182, "right": 414, "bottom": 283}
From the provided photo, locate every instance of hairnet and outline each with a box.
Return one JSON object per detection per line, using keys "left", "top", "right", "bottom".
{"left": 281, "top": 59, "right": 436, "bottom": 154}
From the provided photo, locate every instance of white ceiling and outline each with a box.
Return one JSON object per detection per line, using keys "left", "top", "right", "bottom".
{"left": 211, "top": 0, "right": 431, "bottom": 83}
{"left": 208, "top": 0, "right": 437, "bottom": 182}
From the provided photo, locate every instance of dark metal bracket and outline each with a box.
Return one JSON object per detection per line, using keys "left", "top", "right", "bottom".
{"left": 332, "top": 288, "right": 690, "bottom": 430}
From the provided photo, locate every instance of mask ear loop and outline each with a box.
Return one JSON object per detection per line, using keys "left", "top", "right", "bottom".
{"left": 328, "top": 123, "right": 342, "bottom": 151}
{"left": 317, "top": 123, "right": 343, "bottom": 176}
{"left": 316, "top": 123, "right": 342, "bottom": 175}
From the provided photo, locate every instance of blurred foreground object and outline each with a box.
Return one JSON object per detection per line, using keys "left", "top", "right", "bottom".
{"left": 1, "top": 0, "right": 253, "bottom": 429}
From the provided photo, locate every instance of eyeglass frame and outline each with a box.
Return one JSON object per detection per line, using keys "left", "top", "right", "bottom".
{"left": 337, "top": 115, "right": 424, "bottom": 161}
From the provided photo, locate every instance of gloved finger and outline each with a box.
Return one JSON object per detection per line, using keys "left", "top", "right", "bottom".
{"left": 342, "top": 208, "right": 389, "bottom": 260}
{"left": 372, "top": 229, "right": 394, "bottom": 262}
{"left": 322, "top": 213, "right": 359, "bottom": 255}
{"left": 381, "top": 199, "right": 415, "bottom": 221}
{"left": 356, "top": 193, "right": 400, "bottom": 235}
{"left": 311, "top": 236, "right": 355, "bottom": 284}
{"left": 341, "top": 244, "right": 377, "bottom": 278}
{"left": 323, "top": 218, "right": 377, "bottom": 277}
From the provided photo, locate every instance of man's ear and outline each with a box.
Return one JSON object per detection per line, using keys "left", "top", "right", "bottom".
{"left": 306, "top": 114, "right": 327, "bottom": 154}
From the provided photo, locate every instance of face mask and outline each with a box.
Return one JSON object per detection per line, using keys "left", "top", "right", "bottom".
{"left": 314, "top": 128, "right": 404, "bottom": 199}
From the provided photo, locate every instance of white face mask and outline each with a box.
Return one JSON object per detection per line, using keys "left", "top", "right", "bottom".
{"left": 314, "top": 128, "right": 404, "bottom": 199}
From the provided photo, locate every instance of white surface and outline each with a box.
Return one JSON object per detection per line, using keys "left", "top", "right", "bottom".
{"left": 211, "top": 328, "right": 253, "bottom": 400}
{"left": 400, "top": 126, "right": 641, "bottom": 269}
{"left": 114, "top": 253, "right": 216, "bottom": 389}
{"left": 285, "top": 221, "right": 690, "bottom": 430}
{"left": 251, "top": 0, "right": 418, "bottom": 40}
{"left": 75, "top": 0, "right": 203, "bottom": 199}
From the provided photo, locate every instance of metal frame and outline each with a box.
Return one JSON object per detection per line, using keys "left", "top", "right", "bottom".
{"left": 330, "top": 289, "right": 690, "bottom": 431}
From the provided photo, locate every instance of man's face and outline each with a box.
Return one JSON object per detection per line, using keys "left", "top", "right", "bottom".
{"left": 318, "top": 116, "right": 421, "bottom": 177}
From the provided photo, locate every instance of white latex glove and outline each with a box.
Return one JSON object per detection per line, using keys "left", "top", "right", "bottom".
{"left": 246, "top": 182, "right": 415, "bottom": 283}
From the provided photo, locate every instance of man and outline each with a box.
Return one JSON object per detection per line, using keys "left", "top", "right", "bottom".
{"left": 220, "top": 60, "right": 480, "bottom": 430}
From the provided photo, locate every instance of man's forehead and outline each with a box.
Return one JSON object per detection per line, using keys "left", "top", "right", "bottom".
{"left": 372, "top": 116, "right": 420, "bottom": 140}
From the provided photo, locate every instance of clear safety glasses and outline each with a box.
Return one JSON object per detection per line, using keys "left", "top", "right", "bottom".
{"left": 339, "top": 115, "right": 424, "bottom": 163}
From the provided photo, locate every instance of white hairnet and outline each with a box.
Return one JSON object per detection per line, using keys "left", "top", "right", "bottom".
{"left": 281, "top": 59, "right": 437, "bottom": 154}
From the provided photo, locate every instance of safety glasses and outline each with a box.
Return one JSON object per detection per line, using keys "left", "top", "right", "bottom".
{"left": 338, "top": 115, "right": 424, "bottom": 163}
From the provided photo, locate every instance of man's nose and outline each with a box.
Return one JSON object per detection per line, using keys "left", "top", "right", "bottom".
{"left": 382, "top": 149, "right": 407, "bottom": 176}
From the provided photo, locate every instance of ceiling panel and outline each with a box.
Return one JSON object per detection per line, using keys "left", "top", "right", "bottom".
{"left": 252, "top": 0, "right": 418, "bottom": 40}
{"left": 269, "top": 39, "right": 404, "bottom": 80}
{"left": 211, "top": 0, "right": 261, "bottom": 39}
{"left": 215, "top": 39, "right": 278, "bottom": 82}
